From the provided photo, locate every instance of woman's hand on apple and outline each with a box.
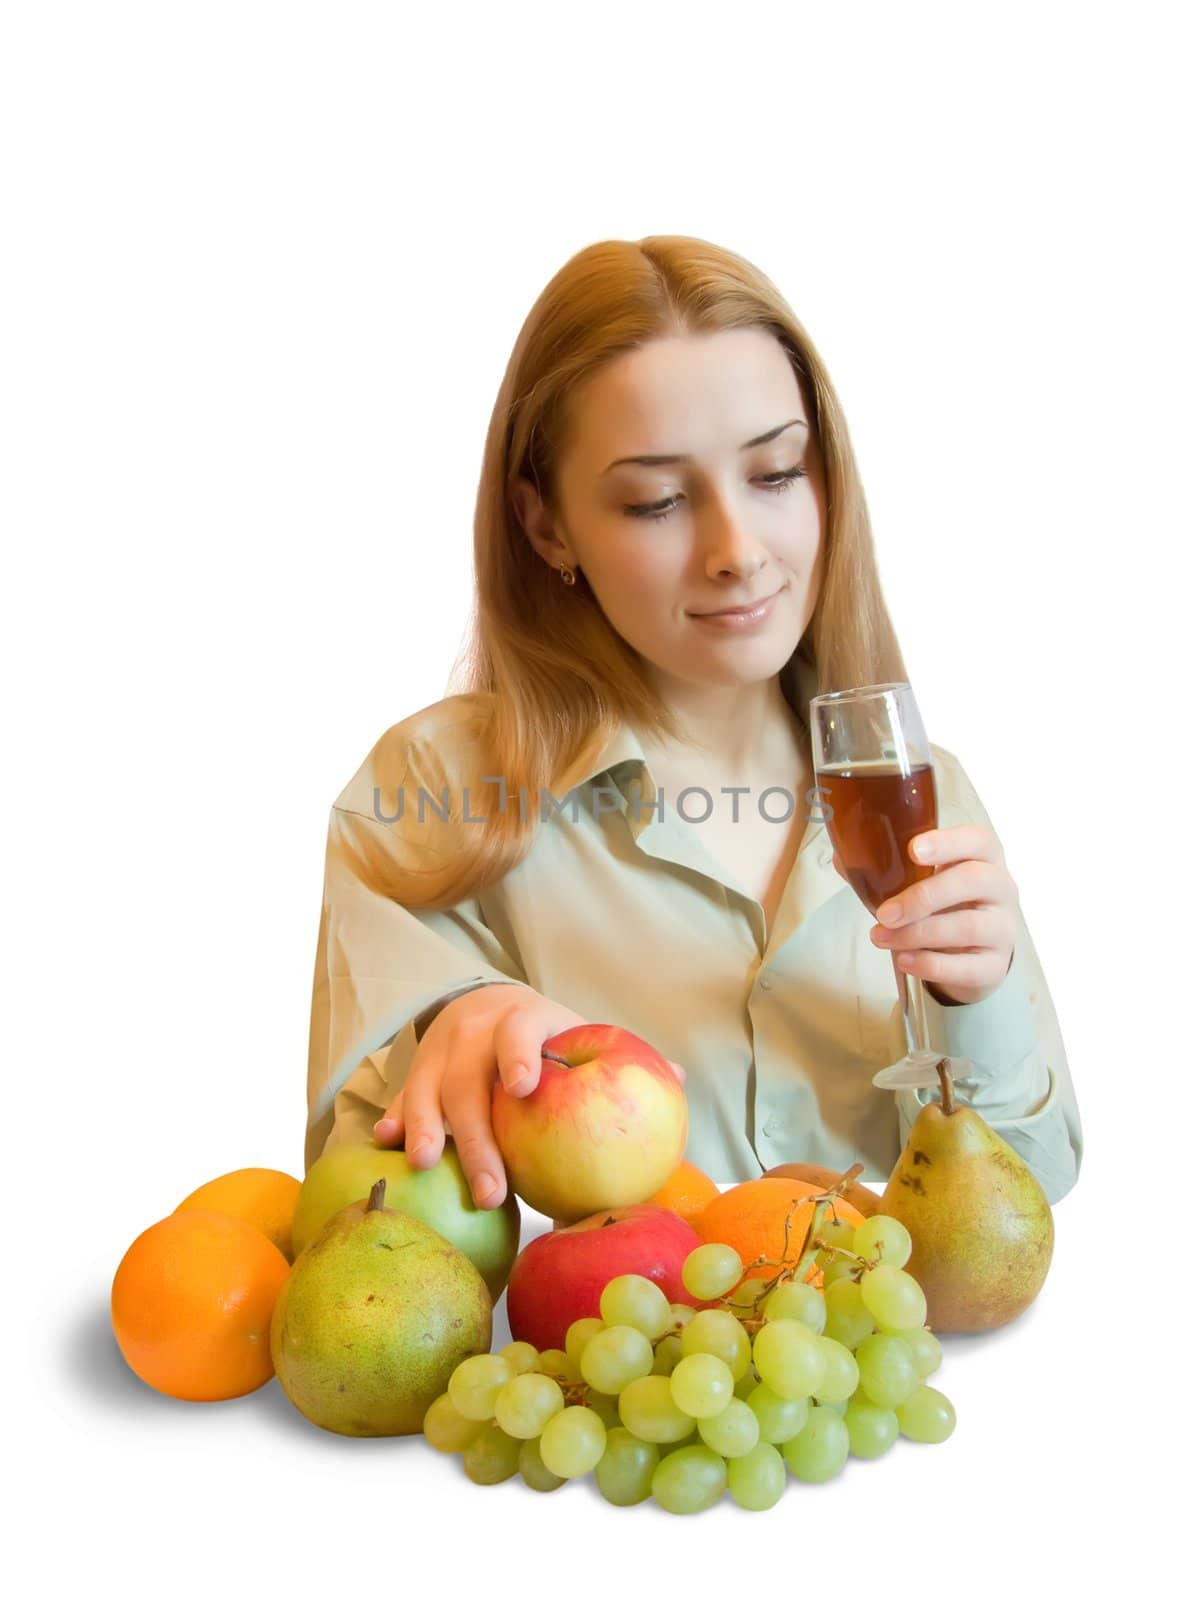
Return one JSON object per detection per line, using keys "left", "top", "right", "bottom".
{"left": 371, "top": 984, "right": 592, "bottom": 1210}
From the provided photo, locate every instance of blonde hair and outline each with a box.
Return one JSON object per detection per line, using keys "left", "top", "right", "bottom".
{"left": 392, "top": 234, "right": 907, "bottom": 909}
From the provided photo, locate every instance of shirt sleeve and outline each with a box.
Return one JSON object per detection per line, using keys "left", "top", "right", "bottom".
{"left": 304, "top": 802, "right": 529, "bottom": 1171}
{"left": 891, "top": 746, "right": 1084, "bottom": 1205}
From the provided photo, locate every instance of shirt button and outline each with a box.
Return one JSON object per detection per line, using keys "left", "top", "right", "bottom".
{"left": 762, "top": 1115, "right": 785, "bottom": 1136}
{"left": 759, "top": 972, "right": 773, "bottom": 990}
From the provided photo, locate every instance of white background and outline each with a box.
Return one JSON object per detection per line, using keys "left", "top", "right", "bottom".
{"left": 6, "top": 1, "right": 1191, "bottom": 1593}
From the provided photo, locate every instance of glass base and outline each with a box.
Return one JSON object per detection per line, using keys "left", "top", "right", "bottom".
{"left": 872, "top": 1051, "right": 970, "bottom": 1090}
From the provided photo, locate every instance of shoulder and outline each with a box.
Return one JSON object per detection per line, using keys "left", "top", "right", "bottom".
{"left": 332, "top": 691, "right": 497, "bottom": 817}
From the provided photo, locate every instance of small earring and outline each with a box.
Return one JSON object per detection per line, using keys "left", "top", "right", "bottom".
{"left": 558, "top": 562, "right": 577, "bottom": 587}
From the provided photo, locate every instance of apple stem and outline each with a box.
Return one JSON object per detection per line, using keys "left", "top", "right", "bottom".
{"left": 367, "top": 1178, "right": 388, "bottom": 1213}
{"left": 936, "top": 1058, "right": 955, "bottom": 1116}
{"left": 542, "top": 1051, "right": 572, "bottom": 1069}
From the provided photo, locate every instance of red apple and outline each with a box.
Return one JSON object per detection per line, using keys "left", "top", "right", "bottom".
{"left": 505, "top": 1203, "right": 704, "bottom": 1352}
{"left": 492, "top": 1023, "right": 688, "bottom": 1222}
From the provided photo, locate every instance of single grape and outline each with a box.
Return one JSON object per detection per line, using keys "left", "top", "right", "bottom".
{"left": 447, "top": 1353, "right": 515, "bottom": 1421}
{"left": 680, "top": 1308, "right": 752, "bottom": 1380}
{"left": 852, "top": 1214, "right": 912, "bottom": 1268}
{"left": 537, "top": 1348, "right": 577, "bottom": 1383}
{"left": 821, "top": 1396, "right": 849, "bottom": 1416}
{"left": 666, "top": 1303, "right": 697, "bottom": 1331}
{"left": 820, "top": 1255, "right": 860, "bottom": 1286}
{"left": 650, "top": 1444, "right": 728, "bottom": 1514}
{"left": 600, "top": 1274, "right": 673, "bottom": 1339}
{"left": 697, "top": 1396, "right": 760, "bottom": 1458}
{"left": 669, "top": 1352, "right": 736, "bottom": 1418}
{"left": 855, "top": 1332, "right": 919, "bottom": 1408}
{"left": 822, "top": 1277, "right": 876, "bottom": 1350}
{"left": 761, "top": 1280, "right": 826, "bottom": 1333}
{"left": 422, "top": 1391, "right": 487, "bottom": 1453}
{"left": 652, "top": 1333, "right": 684, "bottom": 1376}
{"left": 538, "top": 1404, "right": 608, "bottom": 1478}
{"left": 746, "top": 1381, "right": 810, "bottom": 1444}
{"left": 618, "top": 1374, "right": 695, "bottom": 1443}
{"left": 898, "top": 1326, "right": 943, "bottom": 1379}
{"left": 727, "top": 1440, "right": 787, "bottom": 1510}
{"left": 594, "top": 1427, "right": 660, "bottom": 1506}
{"left": 727, "top": 1278, "right": 767, "bottom": 1312}
{"left": 682, "top": 1242, "right": 745, "bottom": 1300}
{"left": 579, "top": 1324, "right": 655, "bottom": 1393}
{"left": 845, "top": 1395, "right": 900, "bottom": 1458}
{"left": 860, "top": 1264, "right": 927, "bottom": 1331}
{"left": 497, "top": 1339, "right": 541, "bottom": 1375}
{"left": 517, "top": 1435, "right": 566, "bottom": 1492}
{"left": 493, "top": 1372, "right": 565, "bottom": 1439}
{"left": 461, "top": 1420, "right": 523, "bottom": 1484}
{"left": 752, "top": 1319, "right": 827, "bottom": 1400}
{"left": 896, "top": 1384, "right": 957, "bottom": 1443}
{"left": 565, "top": 1317, "right": 605, "bottom": 1366}
{"left": 733, "top": 1366, "right": 759, "bottom": 1400}
{"left": 781, "top": 1405, "right": 850, "bottom": 1482}
{"left": 812, "top": 1336, "right": 860, "bottom": 1404}
{"left": 588, "top": 1391, "right": 622, "bottom": 1429}
{"left": 814, "top": 1216, "right": 857, "bottom": 1259}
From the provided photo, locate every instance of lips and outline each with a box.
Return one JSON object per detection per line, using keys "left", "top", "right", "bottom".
{"left": 691, "top": 587, "right": 782, "bottom": 617}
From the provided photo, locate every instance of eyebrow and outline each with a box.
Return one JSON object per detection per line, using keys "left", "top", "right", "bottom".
{"left": 601, "top": 418, "right": 808, "bottom": 475}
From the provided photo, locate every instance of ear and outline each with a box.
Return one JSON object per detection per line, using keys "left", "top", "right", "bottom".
{"left": 511, "top": 474, "right": 572, "bottom": 573}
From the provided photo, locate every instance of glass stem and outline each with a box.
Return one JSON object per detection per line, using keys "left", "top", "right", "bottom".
{"left": 892, "top": 950, "right": 938, "bottom": 1061}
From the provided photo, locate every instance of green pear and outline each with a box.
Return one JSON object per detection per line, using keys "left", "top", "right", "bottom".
{"left": 880, "top": 1061, "right": 1053, "bottom": 1333}
{"left": 292, "top": 1141, "right": 520, "bottom": 1301}
{"left": 270, "top": 1178, "right": 492, "bottom": 1436}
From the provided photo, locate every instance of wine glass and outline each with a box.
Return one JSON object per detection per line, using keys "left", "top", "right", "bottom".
{"left": 809, "top": 681, "right": 966, "bottom": 1090}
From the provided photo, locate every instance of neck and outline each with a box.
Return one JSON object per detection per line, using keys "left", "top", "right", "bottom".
{"left": 640, "top": 675, "right": 808, "bottom": 783}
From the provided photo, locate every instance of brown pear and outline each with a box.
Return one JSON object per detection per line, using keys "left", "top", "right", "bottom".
{"left": 880, "top": 1060, "right": 1054, "bottom": 1332}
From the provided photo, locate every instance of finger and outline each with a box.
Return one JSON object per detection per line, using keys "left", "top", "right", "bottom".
{"left": 871, "top": 904, "right": 1009, "bottom": 954}
{"left": 373, "top": 1089, "right": 406, "bottom": 1148}
{"left": 493, "top": 1011, "right": 549, "bottom": 1097}
{"left": 907, "top": 823, "right": 1003, "bottom": 868}
{"left": 443, "top": 1072, "right": 508, "bottom": 1209}
{"left": 890, "top": 946, "right": 1012, "bottom": 988}
{"left": 398, "top": 1060, "right": 448, "bottom": 1170}
{"left": 876, "top": 859, "right": 1007, "bottom": 926}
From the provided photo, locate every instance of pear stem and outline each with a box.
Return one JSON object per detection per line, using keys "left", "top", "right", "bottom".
{"left": 367, "top": 1178, "right": 388, "bottom": 1213}
{"left": 936, "top": 1057, "right": 955, "bottom": 1116}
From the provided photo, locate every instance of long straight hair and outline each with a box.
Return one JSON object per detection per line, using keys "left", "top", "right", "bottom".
{"left": 380, "top": 235, "right": 907, "bottom": 910}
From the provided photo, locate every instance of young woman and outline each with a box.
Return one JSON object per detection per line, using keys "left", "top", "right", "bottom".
{"left": 304, "top": 235, "right": 1082, "bottom": 1211}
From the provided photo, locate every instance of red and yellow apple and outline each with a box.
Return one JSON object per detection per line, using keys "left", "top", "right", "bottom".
{"left": 491, "top": 1023, "right": 688, "bottom": 1222}
{"left": 505, "top": 1203, "right": 704, "bottom": 1352}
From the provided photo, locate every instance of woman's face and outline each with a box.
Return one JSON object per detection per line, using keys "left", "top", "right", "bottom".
{"left": 531, "top": 326, "right": 825, "bottom": 698}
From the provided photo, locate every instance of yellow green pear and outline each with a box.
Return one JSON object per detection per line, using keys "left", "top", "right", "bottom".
{"left": 880, "top": 1060, "right": 1053, "bottom": 1332}
{"left": 270, "top": 1178, "right": 492, "bottom": 1436}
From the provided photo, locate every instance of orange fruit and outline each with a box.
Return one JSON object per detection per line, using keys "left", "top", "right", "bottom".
{"left": 111, "top": 1210, "right": 291, "bottom": 1401}
{"left": 696, "top": 1177, "right": 866, "bottom": 1283}
{"left": 644, "top": 1159, "right": 721, "bottom": 1227}
{"left": 175, "top": 1166, "right": 301, "bottom": 1261}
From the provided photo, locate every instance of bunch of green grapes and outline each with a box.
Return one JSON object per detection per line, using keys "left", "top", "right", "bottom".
{"left": 422, "top": 1213, "right": 955, "bottom": 1512}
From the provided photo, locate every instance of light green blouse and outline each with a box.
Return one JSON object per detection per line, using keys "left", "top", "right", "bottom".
{"left": 304, "top": 673, "right": 1082, "bottom": 1205}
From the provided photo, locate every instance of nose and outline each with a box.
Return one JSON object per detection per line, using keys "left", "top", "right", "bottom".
{"left": 699, "top": 493, "right": 770, "bottom": 582}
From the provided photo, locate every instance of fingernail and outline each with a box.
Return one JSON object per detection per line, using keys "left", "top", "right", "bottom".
{"left": 507, "top": 1070, "right": 532, "bottom": 1094}
{"left": 879, "top": 902, "right": 902, "bottom": 925}
{"left": 912, "top": 839, "right": 931, "bottom": 861}
{"left": 474, "top": 1176, "right": 498, "bottom": 1205}
{"left": 409, "top": 1139, "right": 434, "bottom": 1162}
{"left": 374, "top": 1118, "right": 397, "bottom": 1139}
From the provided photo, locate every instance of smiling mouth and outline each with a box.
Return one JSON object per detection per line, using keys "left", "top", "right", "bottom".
{"left": 689, "top": 586, "right": 784, "bottom": 618}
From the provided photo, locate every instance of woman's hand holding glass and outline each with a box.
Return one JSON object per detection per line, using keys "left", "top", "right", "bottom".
{"left": 833, "top": 822, "right": 1018, "bottom": 1007}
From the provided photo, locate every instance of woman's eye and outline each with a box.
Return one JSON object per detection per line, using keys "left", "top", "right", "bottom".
{"left": 624, "top": 465, "right": 808, "bottom": 523}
